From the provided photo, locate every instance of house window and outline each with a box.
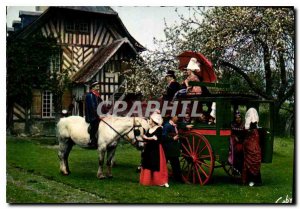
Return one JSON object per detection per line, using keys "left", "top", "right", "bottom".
{"left": 42, "top": 90, "right": 55, "bottom": 118}
{"left": 78, "top": 22, "right": 89, "bottom": 33}
{"left": 66, "top": 22, "right": 75, "bottom": 32}
{"left": 65, "top": 20, "right": 89, "bottom": 33}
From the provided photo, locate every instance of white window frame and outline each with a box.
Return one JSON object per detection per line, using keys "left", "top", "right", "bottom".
{"left": 42, "top": 90, "right": 55, "bottom": 118}
{"left": 65, "top": 20, "right": 89, "bottom": 33}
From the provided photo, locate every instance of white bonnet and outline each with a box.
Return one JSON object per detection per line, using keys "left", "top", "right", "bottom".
{"left": 245, "top": 108, "right": 259, "bottom": 129}
{"left": 150, "top": 111, "right": 163, "bottom": 126}
{"left": 186, "top": 58, "right": 200, "bottom": 71}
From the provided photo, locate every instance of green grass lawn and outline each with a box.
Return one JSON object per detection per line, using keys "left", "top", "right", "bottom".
{"left": 6, "top": 136, "right": 294, "bottom": 204}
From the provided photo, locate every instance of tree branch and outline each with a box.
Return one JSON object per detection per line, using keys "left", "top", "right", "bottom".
{"left": 276, "top": 51, "right": 289, "bottom": 102}
{"left": 279, "top": 52, "right": 287, "bottom": 86}
{"left": 278, "top": 83, "right": 295, "bottom": 107}
{"left": 219, "top": 59, "right": 272, "bottom": 99}
{"left": 280, "top": 106, "right": 294, "bottom": 114}
{"left": 259, "top": 39, "right": 272, "bottom": 95}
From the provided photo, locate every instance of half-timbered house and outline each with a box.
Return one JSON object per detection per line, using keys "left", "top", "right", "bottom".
{"left": 8, "top": 6, "right": 145, "bottom": 134}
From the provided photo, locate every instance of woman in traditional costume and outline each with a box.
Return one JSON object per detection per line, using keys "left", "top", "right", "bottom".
{"left": 242, "top": 108, "right": 262, "bottom": 186}
{"left": 140, "top": 111, "right": 169, "bottom": 187}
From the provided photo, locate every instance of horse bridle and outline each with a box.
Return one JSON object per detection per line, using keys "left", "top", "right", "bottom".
{"left": 100, "top": 117, "right": 144, "bottom": 145}
{"left": 128, "top": 117, "right": 148, "bottom": 144}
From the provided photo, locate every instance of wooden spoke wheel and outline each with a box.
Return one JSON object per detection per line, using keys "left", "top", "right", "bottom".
{"left": 179, "top": 132, "right": 214, "bottom": 185}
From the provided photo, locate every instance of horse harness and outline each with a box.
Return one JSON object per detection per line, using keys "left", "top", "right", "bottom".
{"left": 99, "top": 117, "right": 145, "bottom": 145}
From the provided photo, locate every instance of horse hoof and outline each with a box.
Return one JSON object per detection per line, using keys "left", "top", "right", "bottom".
{"left": 97, "top": 174, "right": 106, "bottom": 179}
{"left": 60, "top": 171, "right": 69, "bottom": 176}
{"left": 107, "top": 175, "right": 113, "bottom": 179}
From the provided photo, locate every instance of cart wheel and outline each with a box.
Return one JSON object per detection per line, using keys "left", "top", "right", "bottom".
{"left": 222, "top": 162, "right": 241, "bottom": 178}
{"left": 179, "top": 132, "right": 214, "bottom": 185}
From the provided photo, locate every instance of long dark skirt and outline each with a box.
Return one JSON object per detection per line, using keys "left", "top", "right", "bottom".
{"left": 228, "top": 135, "right": 244, "bottom": 173}
{"left": 242, "top": 129, "right": 262, "bottom": 185}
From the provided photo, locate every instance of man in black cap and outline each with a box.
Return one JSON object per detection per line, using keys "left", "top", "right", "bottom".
{"left": 85, "top": 81, "right": 102, "bottom": 147}
{"left": 163, "top": 70, "right": 181, "bottom": 101}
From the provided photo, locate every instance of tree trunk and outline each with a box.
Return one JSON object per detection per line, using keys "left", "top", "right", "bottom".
{"left": 273, "top": 101, "right": 294, "bottom": 137}
{"left": 285, "top": 113, "right": 295, "bottom": 137}
{"left": 24, "top": 105, "right": 31, "bottom": 134}
{"left": 6, "top": 99, "right": 14, "bottom": 135}
{"left": 262, "top": 42, "right": 272, "bottom": 95}
{"left": 273, "top": 102, "right": 280, "bottom": 136}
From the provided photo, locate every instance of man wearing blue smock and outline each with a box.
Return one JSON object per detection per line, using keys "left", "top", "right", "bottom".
{"left": 85, "top": 81, "right": 102, "bottom": 147}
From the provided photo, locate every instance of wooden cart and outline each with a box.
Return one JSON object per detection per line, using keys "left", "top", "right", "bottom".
{"left": 174, "top": 82, "right": 274, "bottom": 185}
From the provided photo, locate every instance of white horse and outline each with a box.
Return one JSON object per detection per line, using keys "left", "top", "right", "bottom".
{"left": 57, "top": 115, "right": 149, "bottom": 179}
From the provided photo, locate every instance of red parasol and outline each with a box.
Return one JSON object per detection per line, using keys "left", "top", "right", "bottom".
{"left": 177, "top": 51, "right": 217, "bottom": 83}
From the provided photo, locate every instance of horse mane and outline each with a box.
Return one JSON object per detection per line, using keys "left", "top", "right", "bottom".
{"left": 134, "top": 117, "right": 150, "bottom": 131}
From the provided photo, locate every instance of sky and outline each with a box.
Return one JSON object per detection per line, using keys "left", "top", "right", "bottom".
{"left": 6, "top": 6, "right": 193, "bottom": 50}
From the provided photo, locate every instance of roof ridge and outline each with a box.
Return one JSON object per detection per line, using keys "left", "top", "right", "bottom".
{"left": 54, "top": 6, "right": 118, "bottom": 15}
{"left": 11, "top": 7, "right": 145, "bottom": 52}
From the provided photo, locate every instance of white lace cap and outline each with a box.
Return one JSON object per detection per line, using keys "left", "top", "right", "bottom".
{"left": 245, "top": 108, "right": 259, "bottom": 129}
{"left": 186, "top": 58, "right": 200, "bottom": 71}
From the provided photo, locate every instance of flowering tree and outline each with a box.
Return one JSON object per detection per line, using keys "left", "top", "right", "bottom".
{"left": 123, "top": 55, "right": 169, "bottom": 99}
{"left": 183, "top": 7, "right": 294, "bottom": 134}
{"left": 127, "top": 7, "right": 294, "bottom": 134}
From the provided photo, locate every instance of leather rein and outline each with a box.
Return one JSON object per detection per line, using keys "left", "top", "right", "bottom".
{"left": 100, "top": 117, "right": 144, "bottom": 145}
